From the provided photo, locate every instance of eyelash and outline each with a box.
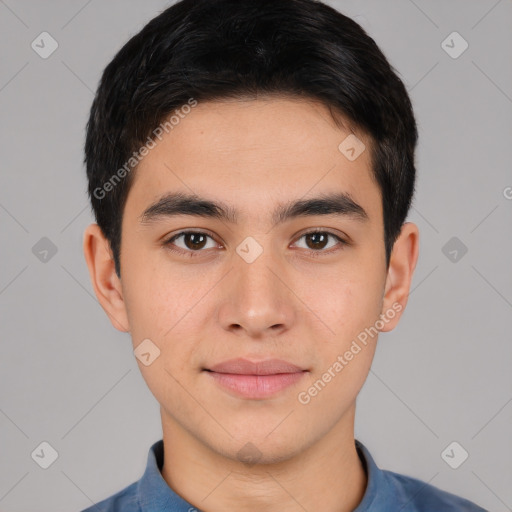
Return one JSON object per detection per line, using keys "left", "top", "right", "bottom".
{"left": 162, "top": 229, "right": 348, "bottom": 258}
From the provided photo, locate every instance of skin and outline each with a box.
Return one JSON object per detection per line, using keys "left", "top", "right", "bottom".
{"left": 83, "top": 97, "right": 419, "bottom": 512}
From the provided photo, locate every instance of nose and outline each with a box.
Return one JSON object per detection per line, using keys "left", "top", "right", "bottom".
{"left": 217, "top": 245, "right": 296, "bottom": 339}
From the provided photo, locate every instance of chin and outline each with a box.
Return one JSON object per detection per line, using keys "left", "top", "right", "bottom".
{"left": 218, "top": 429, "right": 310, "bottom": 467}
{"left": 221, "top": 441, "right": 304, "bottom": 467}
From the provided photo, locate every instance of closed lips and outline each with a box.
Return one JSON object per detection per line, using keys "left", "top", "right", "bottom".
{"left": 205, "top": 358, "right": 306, "bottom": 375}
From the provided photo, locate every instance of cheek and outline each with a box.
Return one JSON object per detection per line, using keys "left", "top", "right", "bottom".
{"left": 303, "top": 267, "right": 384, "bottom": 344}
{"left": 122, "top": 257, "right": 212, "bottom": 377}
{"left": 296, "top": 274, "right": 383, "bottom": 414}
{"left": 122, "top": 269, "right": 200, "bottom": 403}
{"left": 121, "top": 266, "right": 168, "bottom": 355}
{"left": 125, "top": 276, "right": 190, "bottom": 343}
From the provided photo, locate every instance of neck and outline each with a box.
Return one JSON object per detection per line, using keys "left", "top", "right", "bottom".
{"left": 160, "top": 405, "right": 367, "bottom": 512}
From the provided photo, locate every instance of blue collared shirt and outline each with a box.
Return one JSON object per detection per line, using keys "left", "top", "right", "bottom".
{"left": 81, "top": 439, "right": 487, "bottom": 511}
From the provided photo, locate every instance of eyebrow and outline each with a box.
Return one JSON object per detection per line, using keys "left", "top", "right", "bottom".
{"left": 139, "top": 191, "right": 369, "bottom": 226}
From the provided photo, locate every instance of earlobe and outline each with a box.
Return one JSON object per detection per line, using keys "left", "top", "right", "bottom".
{"left": 83, "top": 223, "right": 130, "bottom": 332}
{"left": 379, "top": 222, "right": 419, "bottom": 332}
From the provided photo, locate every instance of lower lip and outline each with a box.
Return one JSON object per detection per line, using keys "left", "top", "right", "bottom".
{"left": 205, "top": 371, "right": 306, "bottom": 399}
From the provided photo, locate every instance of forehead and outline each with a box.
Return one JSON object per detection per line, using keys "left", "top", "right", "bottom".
{"left": 126, "top": 97, "right": 382, "bottom": 226}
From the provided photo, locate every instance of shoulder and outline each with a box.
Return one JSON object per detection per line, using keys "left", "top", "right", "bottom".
{"left": 80, "top": 481, "right": 139, "bottom": 512}
{"left": 383, "top": 469, "right": 488, "bottom": 511}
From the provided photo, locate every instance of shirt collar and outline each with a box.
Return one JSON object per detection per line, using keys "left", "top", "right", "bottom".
{"left": 137, "top": 438, "right": 388, "bottom": 511}
{"left": 137, "top": 439, "right": 194, "bottom": 511}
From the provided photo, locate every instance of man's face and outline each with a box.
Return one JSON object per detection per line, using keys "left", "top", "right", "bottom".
{"left": 116, "top": 98, "right": 392, "bottom": 462}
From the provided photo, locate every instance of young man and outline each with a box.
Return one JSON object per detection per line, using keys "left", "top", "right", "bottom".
{"left": 82, "top": 0, "right": 486, "bottom": 510}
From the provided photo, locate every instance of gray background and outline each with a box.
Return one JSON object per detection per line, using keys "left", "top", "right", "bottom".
{"left": 0, "top": 0, "right": 511, "bottom": 511}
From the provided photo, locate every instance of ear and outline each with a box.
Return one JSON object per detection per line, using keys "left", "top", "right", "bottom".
{"left": 83, "top": 223, "right": 130, "bottom": 332}
{"left": 379, "top": 222, "right": 419, "bottom": 332}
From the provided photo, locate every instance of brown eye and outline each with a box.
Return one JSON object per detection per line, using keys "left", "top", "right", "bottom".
{"left": 182, "top": 232, "right": 208, "bottom": 250}
{"left": 164, "top": 231, "right": 218, "bottom": 255}
{"left": 304, "top": 232, "right": 329, "bottom": 250}
{"left": 293, "top": 230, "right": 347, "bottom": 254}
